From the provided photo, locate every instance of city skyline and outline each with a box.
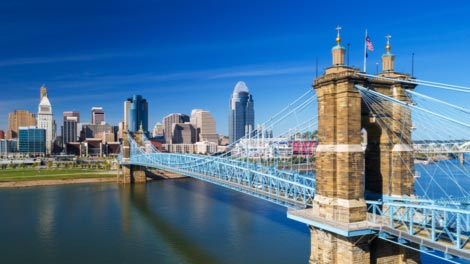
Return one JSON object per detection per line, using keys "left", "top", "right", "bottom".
{"left": 0, "top": 1, "right": 469, "bottom": 136}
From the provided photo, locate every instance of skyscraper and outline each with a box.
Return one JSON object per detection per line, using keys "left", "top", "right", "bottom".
{"left": 190, "top": 109, "right": 218, "bottom": 143}
{"left": 124, "top": 100, "right": 131, "bottom": 129}
{"left": 171, "top": 123, "right": 196, "bottom": 144}
{"left": 163, "top": 113, "right": 189, "bottom": 143}
{"left": 37, "top": 85, "right": 55, "bottom": 154}
{"left": 91, "top": 107, "right": 105, "bottom": 125}
{"left": 125, "top": 95, "right": 148, "bottom": 133}
{"left": 62, "top": 112, "right": 78, "bottom": 149}
{"left": 6, "top": 110, "right": 36, "bottom": 139}
{"left": 152, "top": 122, "right": 164, "bottom": 137}
{"left": 229, "top": 81, "right": 254, "bottom": 143}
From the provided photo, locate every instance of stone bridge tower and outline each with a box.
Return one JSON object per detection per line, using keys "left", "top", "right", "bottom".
{"left": 119, "top": 124, "right": 147, "bottom": 183}
{"left": 299, "top": 28, "right": 419, "bottom": 263}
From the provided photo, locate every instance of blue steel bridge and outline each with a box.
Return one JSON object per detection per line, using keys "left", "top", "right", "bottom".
{"left": 119, "top": 69, "right": 470, "bottom": 262}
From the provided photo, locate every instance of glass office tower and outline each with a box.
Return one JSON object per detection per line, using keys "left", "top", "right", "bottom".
{"left": 125, "top": 95, "right": 148, "bottom": 133}
{"left": 229, "top": 81, "right": 254, "bottom": 143}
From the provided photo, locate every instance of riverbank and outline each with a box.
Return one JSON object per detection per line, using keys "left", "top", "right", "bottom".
{"left": 0, "top": 177, "right": 116, "bottom": 188}
{"left": 0, "top": 168, "right": 117, "bottom": 188}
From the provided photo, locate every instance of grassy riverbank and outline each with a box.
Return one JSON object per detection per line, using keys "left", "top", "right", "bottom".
{"left": 0, "top": 168, "right": 116, "bottom": 182}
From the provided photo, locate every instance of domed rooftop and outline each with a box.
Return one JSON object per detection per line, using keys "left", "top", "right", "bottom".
{"left": 233, "top": 81, "right": 249, "bottom": 93}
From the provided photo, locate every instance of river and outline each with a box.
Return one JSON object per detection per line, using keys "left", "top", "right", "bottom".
{"left": 0, "top": 177, "right": 465, "bottom": 263}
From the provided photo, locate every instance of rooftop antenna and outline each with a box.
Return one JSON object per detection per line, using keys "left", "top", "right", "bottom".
{"left": 412, "top": 52, "right": 415, "bottom": 78}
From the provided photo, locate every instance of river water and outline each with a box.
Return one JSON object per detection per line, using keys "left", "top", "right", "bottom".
{"left": 0, "top": 177, "right": 465, "bottom": 263}
{"left": 0, "top": 179, "right": 310, "bottom": 264}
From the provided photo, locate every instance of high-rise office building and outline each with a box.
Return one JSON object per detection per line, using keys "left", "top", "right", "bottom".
{"left": 123, "top": 100, "right": 131, "bottom": 129}
{"left": 18, "top": 126, "right": 46, "bottom": 155}
{"left": 171, "top": 123, "right": 196, "bottom": 144}
{"left": 62, "top": 113, "right": 78, "bottom": 148}
{"left": 152, "top": 123, "right": 164, "bottom": 137}
{"left": 163, "top": 113, "right": 189, "bottom": 143}
{"left": 229, "top": 81, "right": 254, "bottom": 143}
{"left": 91, "top": 107, "right": 105, "bottom": 125}
{"left": 80, "top": 124, "right": 115, "bottom": 140}
{"left": 125, "top": 95, "right": 148, "bottom": 133}
{"left": 0, "top": 130, "right": 4, "bottom": 139}
{"left": 37, "top": 85, "right": 55, "bottom": 154}
{"left": 6, "top": 110, "right": 36, "bottom": 139}
{"left": 190, "top": 109, "right": 218, "bottom": 143}
{"left": 62, "top": 111, "right": 82, "bottom": 142}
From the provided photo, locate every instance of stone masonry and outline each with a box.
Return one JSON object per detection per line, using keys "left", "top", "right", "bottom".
{"left": 308, "top": 29, "right": 418, "bottom": 263}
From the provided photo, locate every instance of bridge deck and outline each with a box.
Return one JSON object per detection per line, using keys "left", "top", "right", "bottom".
{"left": 379, "top": 225, "right": 470, "bottom": 259}
{"left": 287, "top": 208, "right": 376, "bottom": 237}
{"left": 288, "top": 209, "right": 470, "bottom": 259}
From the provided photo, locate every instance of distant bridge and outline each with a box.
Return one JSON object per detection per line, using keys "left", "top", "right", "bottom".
{"left": 414, "top": 141, "right": 470, "bottom": 154}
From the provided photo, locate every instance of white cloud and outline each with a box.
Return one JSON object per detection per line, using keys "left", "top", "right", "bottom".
{"left": 0, "top": 52, "right": 141, "bottom": 67}
{"left": 209, "top": 66, "right": 312, "bottom": 79}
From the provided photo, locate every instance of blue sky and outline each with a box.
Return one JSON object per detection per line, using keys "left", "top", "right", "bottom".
{"left": 0, "top": 0, "right": 469, "bottom": 136}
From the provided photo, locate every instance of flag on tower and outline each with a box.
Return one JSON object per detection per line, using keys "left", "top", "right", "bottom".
{"left": 363, "top": 30, "right": 373, "bottom": 72}
{"left": 366, "top": 34, "right": 374, "bottom": 51}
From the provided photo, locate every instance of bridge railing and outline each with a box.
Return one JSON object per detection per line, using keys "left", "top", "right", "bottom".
{"left": 366, "top": 199, "right": 470, "bottom": 258}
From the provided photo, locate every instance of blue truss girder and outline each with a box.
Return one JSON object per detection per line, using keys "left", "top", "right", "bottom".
{"left": 122, "top": 136, "right": 315, "bottom": 208}
{"left": 366, "top": 199, "right": 470, "bottom": 259}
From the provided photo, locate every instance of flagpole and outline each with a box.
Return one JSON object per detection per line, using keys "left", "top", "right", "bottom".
{"left": 363, "top": 29, "right": 367, "bottom": 72}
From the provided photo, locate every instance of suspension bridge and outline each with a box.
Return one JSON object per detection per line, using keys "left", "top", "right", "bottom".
{"left": 119, "top": 30, "right": 470, "bottom": 263}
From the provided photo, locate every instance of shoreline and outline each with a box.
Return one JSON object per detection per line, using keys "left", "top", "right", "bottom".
{"left": 0, "top": 177, "right": 117, "bottom": 188}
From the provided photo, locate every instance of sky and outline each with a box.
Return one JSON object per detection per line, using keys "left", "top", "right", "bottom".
{"left": 0, "top": 0, "right": 469, "bottom": 136}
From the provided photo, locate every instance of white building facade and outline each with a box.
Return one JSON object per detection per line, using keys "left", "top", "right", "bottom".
{"left": 37, "top": 85, "right": 55, "bottom": 155}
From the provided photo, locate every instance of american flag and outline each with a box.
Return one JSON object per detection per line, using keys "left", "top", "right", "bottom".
{"left": 365, "top": 35, "right": 374, "bottom": 51}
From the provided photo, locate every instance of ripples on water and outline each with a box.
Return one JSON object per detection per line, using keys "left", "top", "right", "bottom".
{"left": 1, "top": 176, "right": 468, "bottom": 263}
{"left": 0, "top": 179, "right": 309, "bottom": 264}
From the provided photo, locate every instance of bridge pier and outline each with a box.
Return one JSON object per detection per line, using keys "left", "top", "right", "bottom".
{"left": 309, "top": 227, "right": 370, "bottom": 264}
{"left": 370, "top": 238, "right": 420, "bottom": 264}
{"left": 309, "top": 229, "right": 420, "bottom": 264}
{"left": 120, "top": 165, "right": 147, "bottom": 183}
{"left": 118, "top": 126, "right": 148, "bottom": 184}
